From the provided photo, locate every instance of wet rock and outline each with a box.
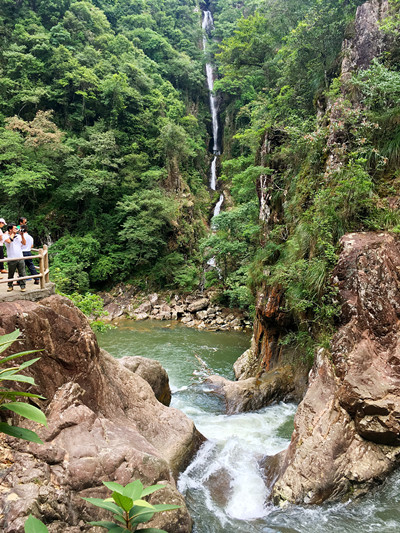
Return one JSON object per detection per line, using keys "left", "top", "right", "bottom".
{"left": 233, "top": 348, "right": 253, "bottom": 380}
{"left": 119, "top": 356, "right": 172, "bottom": 406}
{"left": 206, "top": 367, "right": 296, "bottom": 414}
{"left": 271, "top": 233, "right": 400, "bottom": 504}
{"left": 188, "top": 298, "right": 209, "bottom": 313}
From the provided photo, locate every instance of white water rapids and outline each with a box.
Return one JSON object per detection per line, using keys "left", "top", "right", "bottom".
{"left": 99, "top": 322, "right": 400, "bottom": 532}
{"left": 176, "top": 398, "right": 296, "bottom": 530}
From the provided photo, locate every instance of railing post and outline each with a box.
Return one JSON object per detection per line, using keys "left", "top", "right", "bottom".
{"left": 43, "top": 244, "right": 49, "bottom": 283}
{"left": 38, "top": 249, "right": 45, "bottom": 289}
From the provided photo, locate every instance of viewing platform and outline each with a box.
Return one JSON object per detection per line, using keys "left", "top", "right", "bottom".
{"left": 0, "top": 245, "right": 56, "bottom": 303}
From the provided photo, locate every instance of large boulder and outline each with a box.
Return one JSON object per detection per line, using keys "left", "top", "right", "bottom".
{"left": 119, "top": 355, "right": 172, "bottom": 406}
{"left": 206, "top": 368, "right": 296, "bottom": 414}
{"left": 271, "top": 233, "right": 400, "bottom": 505}
{"left": 0, "top": 295, "right": 202, "bottom": 532}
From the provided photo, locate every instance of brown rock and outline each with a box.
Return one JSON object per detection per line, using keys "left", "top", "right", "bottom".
{"left": 134, "top": 300, "right": 152, "bottom": 314}
{"left": 271, "top": 233, "right": 400, "bottom": 505}
{"left": 188, "top": 298, "right": 209, "bottom": 313}
{"left": 119, "top": 355, "right": 172, "bottom": 406}
{"left": 206, "top": 368, "right": 296, "bottom": 414}
{"left": 0, "top": 295, "right": 202, "bottom": 531}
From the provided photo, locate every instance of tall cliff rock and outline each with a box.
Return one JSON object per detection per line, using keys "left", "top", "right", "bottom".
{"left": 0, "top": 295, "right": 202, "bottom": 532}
{"left": 271, "top": 232, "right": 400, "bottom": 504}
{"left": 268, "top": 0, "right": 400, "bottom": 505}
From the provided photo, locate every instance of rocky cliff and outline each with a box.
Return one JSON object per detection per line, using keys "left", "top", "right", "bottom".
{"left": 271, "top": 232, "right": 400, "bottom": 504}
{"left": 0, "top": 295, "right": 202, "bottom": 532}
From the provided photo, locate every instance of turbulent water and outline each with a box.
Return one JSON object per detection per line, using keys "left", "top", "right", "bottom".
{"left": 98, "top": 320, "right": 400, "bottom": 533}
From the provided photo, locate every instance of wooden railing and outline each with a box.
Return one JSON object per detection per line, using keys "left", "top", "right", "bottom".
{"left": 0, "top": 244, "right": 50, "bottom": 289}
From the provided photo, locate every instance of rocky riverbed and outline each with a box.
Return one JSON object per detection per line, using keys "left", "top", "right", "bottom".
{"left": 101, "top": 286, "right": 251, "bottom": 332}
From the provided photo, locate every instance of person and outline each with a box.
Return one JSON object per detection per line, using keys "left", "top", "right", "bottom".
{"left": 0, "top": 218, "right": 7, "bottom": 275}
{"left": 17, "top": 216, "right": 27, "bottom": 230}
{"left": 20, "top": 225, "right": 39, "bottom": 285}
{"left": 4, "top": 224, "right": 26, "bottom": 292}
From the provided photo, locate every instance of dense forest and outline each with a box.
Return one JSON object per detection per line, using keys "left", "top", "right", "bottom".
{"left": 2, "top": 0, "right": 400, "bottom": 357}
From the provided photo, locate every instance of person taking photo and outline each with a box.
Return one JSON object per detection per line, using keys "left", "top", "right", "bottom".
{"left": 4, "top": 224, "right": 26, "bottom": 292}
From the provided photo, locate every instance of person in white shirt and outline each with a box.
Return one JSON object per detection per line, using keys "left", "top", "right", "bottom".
{"left": 4, "top": 223, "right": 26, "bottom": 291}
{"left": 0, "top": 218, "right": 7, "bottom": 275}
{"left": 21, "top": 225, "right": 39, "bottom": 285}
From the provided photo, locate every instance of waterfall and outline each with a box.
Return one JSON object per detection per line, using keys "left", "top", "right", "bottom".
{"left": 202, "top": 11, "right": 220, "bottom": 155}
{"left": 202, "top": 9, "right": 224, "bottom": 218}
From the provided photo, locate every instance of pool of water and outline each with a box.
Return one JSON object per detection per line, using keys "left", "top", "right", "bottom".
{"left": 98, "top": 320, "right": 400, "bottom": 533}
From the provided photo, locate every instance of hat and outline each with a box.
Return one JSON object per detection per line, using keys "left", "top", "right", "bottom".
{"left": 0, "top": 218, "right": 6, "bottom": 224}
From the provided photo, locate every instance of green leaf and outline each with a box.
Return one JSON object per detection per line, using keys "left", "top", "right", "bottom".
{"left": 141, "top": 484, "right": 166, "bottom": 497}
{"left": 131, "top": 506, "right": 160, "bottom": 520}
{"left": 0, "top": 374, "right": 35, "bottom": 385}
{"left": 0, "top": 391, "right": 45, "bottom": 399}
{"left": 0, "top": 423, "right": 43, "bottom": 443}
{"left": 0, "top": 330, "right": 20, "bottom": 354}
{"left": 82, "top": 498, "right": 125, "bottom": 516}
{"left": 132, "top": 500, "right": 154, "bottom": 509}
{"left": 136, "top": 529, "right": 168, "bottom": 532}
{"left": 152, "top": 504, "right": 181, "bottom": 512}
{"left": 0, "top": 351, "right": 41, "bottom": 365}
{"left": 103, "top": 481, "right": 125, "bottom": 495}
{"left": 112, "top": 492, "right": 133, "bottom": 512}
{"left": 24, "top": 515, "right": 48, "bottom": 533}
{"left": 1, "top": 402, "right": 47, "bottom": 426}
{"left": 19, "top": 358, "right": 41, "bottom": 370}
{"left": 130, "top": 511, "right": 155, "bottom": 526}
{"left": 123, "top": 479, "right": 143, "bottom": 500}
{"left": 89, "top": 521, "right": 125, "bottom": 531}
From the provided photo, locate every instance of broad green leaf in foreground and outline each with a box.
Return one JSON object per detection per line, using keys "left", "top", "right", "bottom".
{"left": 0, "top": 422, "right": 43, "bottom": 443}
{"left": 24, "top": 515, "right": 48, "bottom": 533}
{"left": 2, "top": 402, "right": 47, "bottom": 425}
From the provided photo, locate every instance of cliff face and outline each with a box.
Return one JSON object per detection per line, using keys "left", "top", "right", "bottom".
{"left": 0, "top": 295, "right": 201, "bottom": 532}
{"left": 232, "top": 0, "right": 390, "bottom": 401}
{"left": 271, "top": 232, "right": 400, "bottom": 504}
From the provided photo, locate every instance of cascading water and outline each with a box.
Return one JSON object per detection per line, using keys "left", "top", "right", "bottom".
{"left": 99, "top": 322, "right": 400, "bottom": 533}
{"left": 202, "top": 10, "right": 219, "bottom": 155}
{"left": 202, "top": 9, "right": 224, "bottom": 216}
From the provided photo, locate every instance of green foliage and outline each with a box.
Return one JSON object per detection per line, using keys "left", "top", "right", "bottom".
{"left": 24, "top": 479, "right": 180, "bottom": 532}
{"left": 0, "top": 0, "right": 209, "bottom": 292}
{"left": 0, "top": 329, "right": 47, "bottom": 444}
{"left": 84, "top": 480, "right": 180, "bottom": 532}
{"left": 25, "top": 515, "right": 49, "bottom": 533}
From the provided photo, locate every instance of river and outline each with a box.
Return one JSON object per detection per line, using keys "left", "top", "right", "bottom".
{"left": 98, "top": 320, "right": 400, "bottom": 533}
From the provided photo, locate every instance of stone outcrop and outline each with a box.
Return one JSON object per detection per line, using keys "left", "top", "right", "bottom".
{"left": 205, "top": 285, "right": 308, "bottom": 414}
{"left": 101, "top": 286, "right": 251, "bottom": 332}
{"left": 270, "top": 233, "right": 400, "bottom": 504}
{"left": 341, "top": 0, "right": 389, "bottom": 76}
{"left": 0, "top": 295, "right": 202, "bottom": 532}
{"left": 119, "top": 355, "right": 172, "bottom": 406}
{"left": 206, "top": 367, "right": 296, "bottom": 414}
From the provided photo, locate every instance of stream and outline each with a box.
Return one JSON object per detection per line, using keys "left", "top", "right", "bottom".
{"left": 98, "top": 320, "right": 400, "bottom": 533}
